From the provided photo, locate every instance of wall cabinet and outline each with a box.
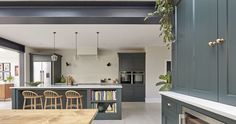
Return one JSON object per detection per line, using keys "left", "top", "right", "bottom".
{"left": 173, "top": 0, "right": 236, "bottom": 105}
{"left": 118, "top": 53, "right": 145, "bottom": 71}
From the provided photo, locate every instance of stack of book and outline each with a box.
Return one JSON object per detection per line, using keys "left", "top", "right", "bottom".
{"left": 91, "top": 90, "right": 117, "bottom": 101}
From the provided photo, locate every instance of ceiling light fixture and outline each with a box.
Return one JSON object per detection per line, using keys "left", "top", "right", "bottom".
{"left": 97, "top": 32, "right": 99, "bottom": 49}
{"left": 74, "top": 32, "right": 78, "bottom": 60}
{"left": 96, "top": 32, "right": 99, "bottom": 58}
{"left": 51, "top": 32, "right": 58, "bottom": 61}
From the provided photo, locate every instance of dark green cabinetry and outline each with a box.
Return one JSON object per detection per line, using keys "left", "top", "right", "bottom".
{"left": 218, "top": 0, "right": 236, "bottom": 106}
{"left": 173, "top": 0, "right": 236, "bottom": 105}
{"left": 161, "top": 96, "right": 236, "bottom": 124}
{"left": 118, "top": 53, "right": 145, "bottom": 71}
{"left": 118, "top": 53, "right": 145, "bottom": 102}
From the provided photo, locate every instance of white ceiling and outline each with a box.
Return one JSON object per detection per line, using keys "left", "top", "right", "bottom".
{"left": 0, "top": 24, "right": 164, "bottom": 50}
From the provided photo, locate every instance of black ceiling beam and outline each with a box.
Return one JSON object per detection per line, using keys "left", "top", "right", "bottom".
{"left": 0, "top": 1, "right": 159, "bottom": 24}
{"left": 0, "top": 37, "right": 25, "bottom": 52}
{"left": 0, "top": 1, "right": 156, "bottom": 6}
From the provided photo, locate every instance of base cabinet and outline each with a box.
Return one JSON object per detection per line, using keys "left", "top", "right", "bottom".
{"left": 0, "top": 83, "right": 14, "bottom": 100}
{"left": 161, "top": 95, "right": 236, "bottom": 124}
{"left": 162, "top": 113, "right": 178, "bottom": 124}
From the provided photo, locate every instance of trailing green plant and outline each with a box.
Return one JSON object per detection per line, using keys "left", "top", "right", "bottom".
{"left": 156, "top": 71, "right": 172, "bottom": 91}
{"left": 145, "top": 0, "right": 175, "bottom": 48}
{"left": 6, "top": 75, "right": 14, "bottom": 83}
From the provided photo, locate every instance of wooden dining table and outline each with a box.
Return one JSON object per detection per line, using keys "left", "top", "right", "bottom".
{"left": 0, "top": 109, "right": 98, "bottom": 124}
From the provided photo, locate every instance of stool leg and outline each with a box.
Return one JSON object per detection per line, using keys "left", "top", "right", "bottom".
{"left": 76, "top": 98, "right": 79, "bottom": 109}
{"left": 40, "top": 98, "right": 43, "bottom": 109}
{"left": 31, "top": 98, "right": 33, "bottom": 109}
{"left": 34, "top": 98, "right": 36, "bottom": 109}
{"left": 60, "top": 98, "right": 63, "bottom": 109}
{"left": 70, "top": 98, "right": 72, "bottom": 109}
{"left": 23, "top": 98, "right": 26, "bottom": 109}
{"left": 66, "top": 98, "right": 68, "bottom": 109}
{"left": 44, "top": 98, "right": 47, "bottom": 109}
{"left": 55, "top": 98, "right": 57, "bottom": 109}
{"left": 80, "top": 98, "right": 83, "bottom": 109}
{"left": 50, "top": 98, "right": 52, "bottom": 109}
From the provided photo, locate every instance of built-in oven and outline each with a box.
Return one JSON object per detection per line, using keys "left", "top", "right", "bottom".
{"left": 179, "top": 107, "right": 224, "bottom": 124}
{"left": 120, "top": 71, "right": 132, "bottom": 84}
{"left": 133, "top": 71, "right": 144, "bottom": 84}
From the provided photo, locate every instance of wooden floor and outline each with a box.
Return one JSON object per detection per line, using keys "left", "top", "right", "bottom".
{"left": 0, "top": 101, "right": 161, "bottom": 124}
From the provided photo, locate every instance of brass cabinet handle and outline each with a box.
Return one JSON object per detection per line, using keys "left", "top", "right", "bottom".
{"left": 216, "top": 38, "right": 225, "bottom": 44}
{"left": 208, "top": 41, "right": 217, "bottom": 47}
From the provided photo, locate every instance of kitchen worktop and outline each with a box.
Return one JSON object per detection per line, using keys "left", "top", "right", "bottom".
{"left": 11, "top": 83, "right": 122, "bottom": 89}
{"left": 160, "top": 91, "right": 236, "bottom": 121}
{"left": 0, "top": 109, "right": 97, "bottom": 124}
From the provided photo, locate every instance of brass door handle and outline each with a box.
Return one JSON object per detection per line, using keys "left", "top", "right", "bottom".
{"left": 216, "top": 38, "right": 225, "bottom": 44}
{"left": 208, "top": 41, "right": 217, "bottom": 47}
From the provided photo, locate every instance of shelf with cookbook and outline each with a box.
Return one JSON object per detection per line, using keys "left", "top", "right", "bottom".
{"left": 88, "top": 88, "right": 122, "bottom": 120}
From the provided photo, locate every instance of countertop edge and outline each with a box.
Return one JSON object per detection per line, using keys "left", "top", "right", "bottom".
{"left": 10, "top": 85, "right": 122, "bottom": 89}
{"left": 160, "top": 91, "right": 236, "bottom": 121}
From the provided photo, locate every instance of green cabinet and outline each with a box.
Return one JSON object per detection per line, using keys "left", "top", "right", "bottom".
{"left": 118, "top": 53, "right": 145, "bottom": 71}
{"left": 161, "top": 96, "right": 236, "bottom": 124}
{"left": 189, "top": 0, "right": 218, "bottom": 101}
{"left": 174, "top": 0, "right": 236, "bottom": 105}
{"left": 218, "top": 0, "right": 236, "bottom": 106}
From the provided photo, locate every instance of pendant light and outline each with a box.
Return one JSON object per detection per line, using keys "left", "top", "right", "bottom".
{"left": 51, "top": 32, "right": 58, "bottom": 61}
{"left": 74, "top": 32, "right": 78, "bottom": 60}
{"left": 96, "top": 32, "right": 99, "bottom": 59}
{"left": 97, "top": 32, "right": 99, "bottom": 49}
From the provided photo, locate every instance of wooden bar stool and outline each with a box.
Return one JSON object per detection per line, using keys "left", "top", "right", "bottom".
{"left": 22, "top": 91, "right": 43, "bottom": 109}
{"left": 43, "top": 90, "right": 63, "bottom": 109}
{"left": 65, "top": 90, "right": 83, "bottom": 109}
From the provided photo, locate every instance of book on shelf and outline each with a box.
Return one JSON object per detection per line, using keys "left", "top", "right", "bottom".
{"left": 92, "top": 90, "right": 117, "bottom": 101}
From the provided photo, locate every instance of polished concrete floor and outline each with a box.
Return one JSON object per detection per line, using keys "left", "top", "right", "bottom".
{"left": 0, "top": 101, "right": 161, "bottom": 124}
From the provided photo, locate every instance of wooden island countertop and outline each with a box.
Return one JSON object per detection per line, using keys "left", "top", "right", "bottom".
{"left": 0, "top": 109, "right": 98, "bottom": 124}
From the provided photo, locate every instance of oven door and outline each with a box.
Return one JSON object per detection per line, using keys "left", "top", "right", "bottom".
{"left": 180, "top": 107, "right": 224, "bottom": 124}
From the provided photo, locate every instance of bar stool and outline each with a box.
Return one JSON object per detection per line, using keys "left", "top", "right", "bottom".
{"left": 22, "top": 91, "right": 43, "bottom": 109}
{"left": 43, "top": 90, "right": 63, "bottom": 109}
{"left": 65, "top": 90, "right": 83, "bottom": 109}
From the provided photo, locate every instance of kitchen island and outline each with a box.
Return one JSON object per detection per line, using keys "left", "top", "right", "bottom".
{"left": 11, "top": 84, "right": 122, "bottom": 120}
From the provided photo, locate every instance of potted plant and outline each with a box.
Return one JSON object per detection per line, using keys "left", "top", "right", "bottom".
{"left": 156, "top": 71, "right": 172, "bottom": 91}
{"left": 145, "top": 0, "right": 178, "bottom": 48}
{"left": 6, "top": 75, "right": 14, "bottom": 83}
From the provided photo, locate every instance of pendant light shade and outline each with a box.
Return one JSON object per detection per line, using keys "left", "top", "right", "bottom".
{"left": 74, "top": 32, "right": 78, "bottom": 60}
{"left": 51, "top": 32, "right": 58, "bottom": 61}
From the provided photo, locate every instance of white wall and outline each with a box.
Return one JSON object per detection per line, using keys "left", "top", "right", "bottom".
{"left": 145, "top": 46, "right": 171, "bottom": 103}
{"left": 56, "top": 49, "right": 119, "bottom": 83}
{"left": 0, "top": 48, "right": 20, "bottom": 86}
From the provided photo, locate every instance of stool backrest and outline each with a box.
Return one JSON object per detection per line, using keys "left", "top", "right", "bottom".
{"left": 44, "top": 90, "right": 60, "bottom": 98}
{"left": 22, "top": 91, "right": 39, "bottom": 98}
{"left": 65, "top": 90, "right": 82, "bottom": 97}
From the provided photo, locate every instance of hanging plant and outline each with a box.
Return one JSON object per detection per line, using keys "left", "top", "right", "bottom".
{"left": 145, "top": 0, "right": 176, "bottom": 48}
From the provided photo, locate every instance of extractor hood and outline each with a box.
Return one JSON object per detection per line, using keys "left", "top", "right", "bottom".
{"left": 77, "top": 47, "right": 98, "bottom": 56}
